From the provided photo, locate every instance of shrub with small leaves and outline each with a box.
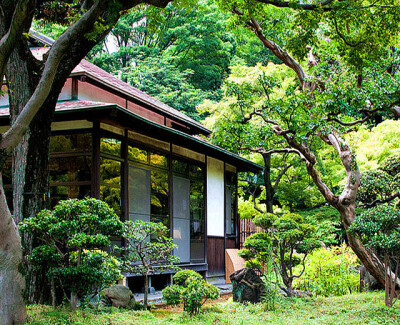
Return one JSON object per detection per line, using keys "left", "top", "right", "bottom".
{"left": 380, "top": 153, "right": 400, "bottom": 177}
{"left": 116, "top": 220, "right": 180, "bottom": 309}
{"left": 162, "top": 270, "right": 219, "bottom": 315}
{"left": 19, "top": 198, "right": 123, "bottom": 309}
{"left": 357, "top": 170, "right": 393, "bottom": 204}
{"left": 349, "top": 205, "right": 400, "bottom": 307}
{"left": 239, "top": 212, "right": 320, "bottom": 297}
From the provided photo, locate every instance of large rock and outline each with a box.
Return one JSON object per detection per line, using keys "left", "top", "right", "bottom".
{"left": 230, "top": 268, "right": 266, "bottom": 303}
{"left": 101, "top": 285, "right": 135, "bottom": 308}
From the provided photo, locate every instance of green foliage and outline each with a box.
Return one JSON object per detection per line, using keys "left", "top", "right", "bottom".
{"left": 358, "top": 170, "right": 393, "bottom": 204}
{"left": 294, "top": 245, "right": 360, "bottom": 297}
{"left": 162, "top": 270, "right": 219, "bottom": 315}
{"left": 19, "top": 198, "right": 123, "bottom": 305}
{"left": 349, "top": 206, "right": 400, "bottom": 253}
{"left": 381, "top": 153, "right": 400, "bottom": 177}
{"left": 117, "top": 220, "right": 180, "bottom": 276}
{"left": 239, "top": 212, "right": 320, "bottom": 295}
{"left": 349, "top": 205, "right": 400, "bottom": 307}
{"left": 89, "top": 0, "right": 237, "bottom": 119}
{"left": 238, "top": 197, "right": 263, "bottom": 220}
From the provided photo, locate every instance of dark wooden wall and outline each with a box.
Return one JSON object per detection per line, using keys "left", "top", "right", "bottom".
{"left": 225, "top": 238, "right": 236, "bottom": 249}
{"left": 207, "top": 236, "right": 225, "bottom": 276}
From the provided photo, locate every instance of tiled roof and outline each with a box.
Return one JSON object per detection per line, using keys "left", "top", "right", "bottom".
{"left": 55, "top": 100, "right": 112, "bottom": 110}
{"left": 29, "top": 31, "right": 210, "bottom": 135}
{"left": 0, "top": 100, "right": 112, "bottom": 116}
{"left": 70, "top": 60, "right": 209, "bottom": 133}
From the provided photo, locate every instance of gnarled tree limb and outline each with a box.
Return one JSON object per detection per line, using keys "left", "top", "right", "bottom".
{"left": 0, "top": 0, "right": 31, "bottom": 82}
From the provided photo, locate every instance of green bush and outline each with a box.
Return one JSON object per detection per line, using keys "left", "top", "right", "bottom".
{"left": 239, "top": 212, "right": 320, "bottom": 297}
{"left": 162, "top": 270, "right": 219, "bottom": 315}
{"left": 19, "top": 198, "right": 123, "bottom": 308}
{"left": 294, "top": 245, "right": 360, "bottom": 297}
{"left": 348, "top": 205, "right": 400, "bottom": 307}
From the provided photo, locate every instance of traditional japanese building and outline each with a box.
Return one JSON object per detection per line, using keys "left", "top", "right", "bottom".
{"left": 0, "top": 32, "right": 261, "bottom": 290}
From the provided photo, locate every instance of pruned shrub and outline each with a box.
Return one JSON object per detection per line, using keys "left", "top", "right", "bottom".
{"left": 19, "top": 198, "right": 123, "bottom": 309}
{"left": 162, "top": 270, "right": 219, "bottom": 315}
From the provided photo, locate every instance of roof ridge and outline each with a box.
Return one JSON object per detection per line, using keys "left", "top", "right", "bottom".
{"left": 28, "top": 29, "right": 211, "bottom": 135}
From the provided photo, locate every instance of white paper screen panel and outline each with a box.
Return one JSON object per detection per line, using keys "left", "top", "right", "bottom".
{"left": 207, "top": 157, "right": 224, "bottom": 237}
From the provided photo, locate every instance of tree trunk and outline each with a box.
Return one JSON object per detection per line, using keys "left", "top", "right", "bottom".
{"left": 0, "top": 176, "right": 27, "bottom": 324}
{"left": 51, "top": 276, "right": 56, "bottom": 308}
{"left": 337, "top": 204, "right": 390, "bottom": 289}
{"left": 7, "top": 41, "right": 54, "bottom": 304}
{"left": 263, "top": 153, "right": 274, "bottom": 213}
{"left": 144, "top": 273, "right": 149, "bottom": 309}
{"left": 71, "top": 292, "right": 78, "bottom": 310}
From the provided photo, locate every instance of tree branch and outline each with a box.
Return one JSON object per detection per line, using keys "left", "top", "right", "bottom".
{"left": 273, "top": 162, "right": 293, "bottom": 193}
{"left": 362, "top": 192, "right": 400, "bottom": 209}
{"left": 0, "top": 0, "right": 31, "bottom": 83}
{"left": 254, "top": 0, "right": 334, "bottom": 11}
{"left": 1, "top": 0, "right": 105, "bottom": 153}
{"left": 271, "top": 126, "right": 338, "bottom": 205}
{"left": 247, "top": 18, "right": 308, "bottom": 89}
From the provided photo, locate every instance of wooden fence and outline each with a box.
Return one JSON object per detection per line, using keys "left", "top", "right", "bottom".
{"left": 239, "top": 218, "right": 265, "bottom": 248}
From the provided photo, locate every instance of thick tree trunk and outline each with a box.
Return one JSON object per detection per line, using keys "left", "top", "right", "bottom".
{"left": 336, "top": 200, "right": 389, "bottom": 288}
{"left": 0, "top": 176, "right": 27, "bottom": 324}
{"left": 7, "top": 41, "right": 54, "bottom": 304}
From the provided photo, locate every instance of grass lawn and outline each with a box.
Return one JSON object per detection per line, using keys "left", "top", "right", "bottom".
{"left": 27, "top": 292, "right": 400, "bottom": 325}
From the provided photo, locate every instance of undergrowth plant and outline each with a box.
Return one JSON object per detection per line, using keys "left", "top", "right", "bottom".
{"left": 294, "top": 244, "right": 360, "bottom": 297}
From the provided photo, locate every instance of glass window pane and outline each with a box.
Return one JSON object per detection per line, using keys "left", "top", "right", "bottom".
{"left": 190, "top": 179, "right": 204, "bottom": 221}
{"left": 190, "top": 164, "right": 204, "bottom": 179}
{"left": 50, "top": 186, "right": 68, "bottom": 208}
{"left": 128, "top": 145, "right": 148, "bottom": 164}
{"left": 190, "top": 177, "right": 205, "bottom": 263}
{"left": 100, "top": 185, "right": 121, "bottom": 215}
{"left": 50, "top": 133, "right": 92, "bottom": 153}
{"left": 190, "top": 221, "right": 205, "bottom": 263}
{"left": 172, "top": 159, "right": 188, "bottom": 175}
{"left": 151, "top": 170, "right": 169, "bottom": 218}
{"left": 128, "top": 166, "right": 151, "bottom": 222}
{"left": 50, "top": 185, "right": 91, "bottom": 208}
{"left": 100, "top": 158, "right": 121, "bottom": 186}
{"left": 150, "top": 151, "right": 168, "bottom": 169}
{"left": 173, "top": 176, "right": 191, "bottom": 263}
{"left": 100, "top": 137, "right": 121, "bottom": 157}
{"left": 225, "top": 172, "right": 237, "bottom": 236}
{"left": 50, "top": 156, "right": 92, "bottom": 183}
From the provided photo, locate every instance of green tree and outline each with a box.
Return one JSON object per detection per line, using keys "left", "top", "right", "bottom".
{"left": 349, "top": 205, "right": 400, "bottom": 307}
{"left": 239, "top": 212, "right": 320, "bottom": 297}
{"left": 116, "top": 220, "right": 180, "bottom": 309}
{"left": 0, "top": 1, "right": 174, "bottom": 322}
{"left": 89, "top": 0, "right": 236, "bottom": 119}
{"left": 212, "top": 0, "right": 400, "bottom": 290}
{"left": 19, "top": 198, "right": 123, "bottom": 309}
